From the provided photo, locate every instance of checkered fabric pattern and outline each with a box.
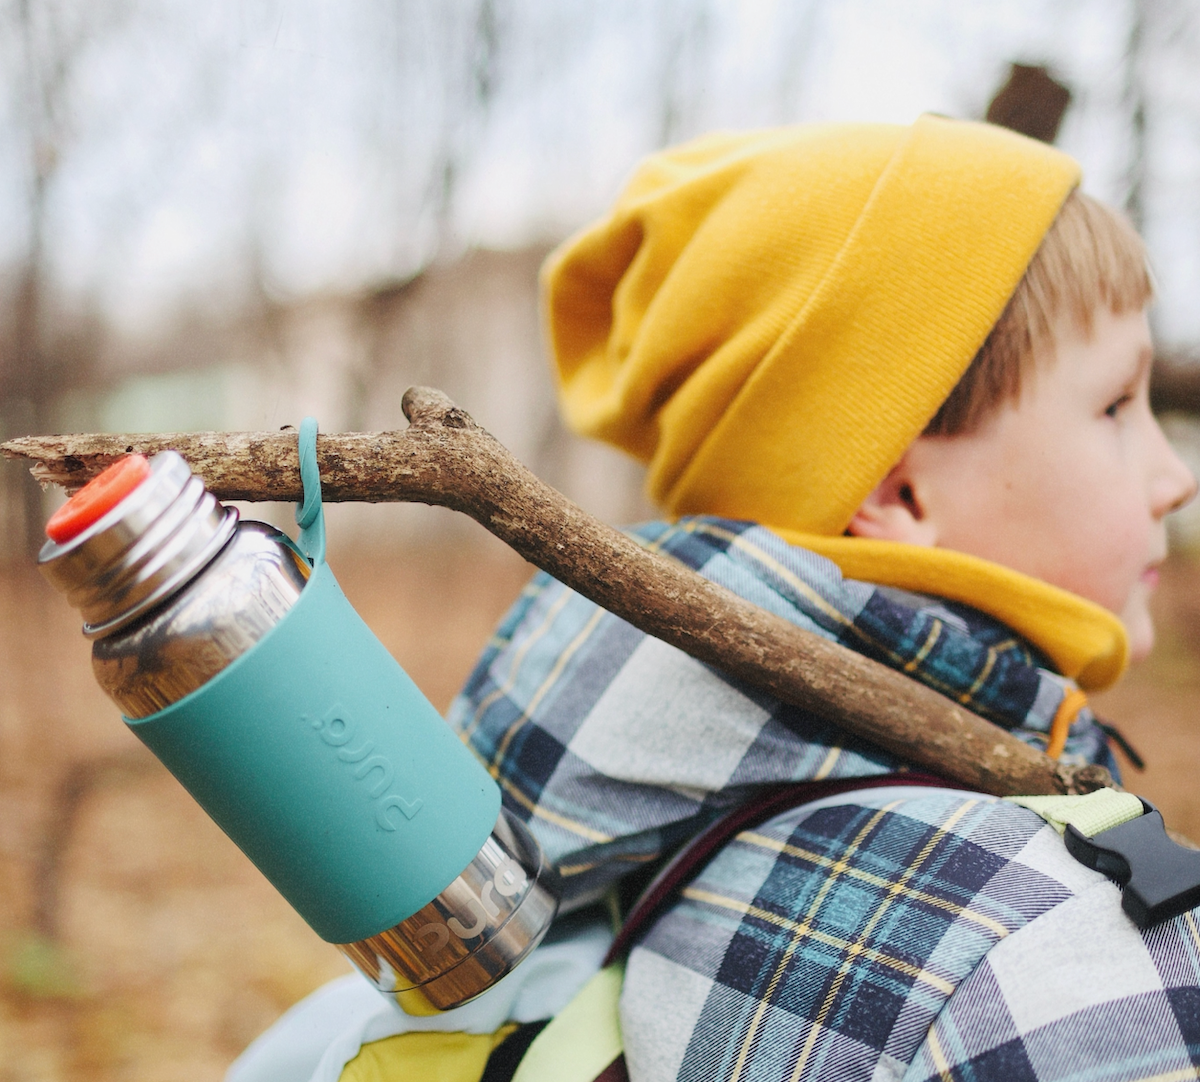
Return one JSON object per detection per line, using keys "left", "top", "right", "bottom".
{"left": 448, "top": 517, "right": 1116, "bottom": 906}
{"left": 621, "top": 789, "right": 1200, "bottom": 1081}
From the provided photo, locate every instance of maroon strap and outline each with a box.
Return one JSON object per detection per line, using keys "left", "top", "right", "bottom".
{"left": 603, "top": 771, "right": 965, "bottom": 966}
{"left": 593, "top": 1056, "right": 630, "bottom": 1082}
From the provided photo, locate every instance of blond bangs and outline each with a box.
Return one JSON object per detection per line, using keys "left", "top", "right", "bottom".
{"left": 926, "top": 190, "right": 1153, "bottom": 436}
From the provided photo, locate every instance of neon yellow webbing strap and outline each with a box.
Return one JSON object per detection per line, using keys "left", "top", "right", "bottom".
{"left": 340, "top": 1025, "right": 518, "bottom": 1082}
{"left": 512, "top": 964, "right": 625, "bottom": 1082}
{"left": 1007, "top": 788, "right": 1145, "bottom": 837}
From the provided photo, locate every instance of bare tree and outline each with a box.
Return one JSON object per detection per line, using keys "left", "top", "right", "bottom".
{"left": 986, "top": 63, "right": 1072, "bottom": 145}
{"left": 1, "top": 0, "right": 126, "bottom": 554}
{"left": 416, "top": 0, "right": 506, "bottom": 259}
{"left": 1123, "top": 0, "right": 1151, "bottom": 230}
{"left": 654, "top": 0, "right": 712, "bottom": 148}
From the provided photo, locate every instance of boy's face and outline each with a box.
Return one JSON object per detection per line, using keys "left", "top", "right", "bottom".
{"left": 854, "top": 306, "right": 1196, "bottom": 660}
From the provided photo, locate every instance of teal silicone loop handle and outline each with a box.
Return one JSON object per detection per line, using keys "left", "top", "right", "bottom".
{"left": 295, "top": 416, "right": 326, "bottom": 566}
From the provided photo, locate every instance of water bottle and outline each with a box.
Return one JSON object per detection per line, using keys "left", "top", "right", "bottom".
{"left": 36, "top": 421, "right": 558, "bottom": 1015}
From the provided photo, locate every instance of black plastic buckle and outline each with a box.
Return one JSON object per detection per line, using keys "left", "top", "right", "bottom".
{"left": 1064, "top": 798, "right": 1200, "bottom": 929}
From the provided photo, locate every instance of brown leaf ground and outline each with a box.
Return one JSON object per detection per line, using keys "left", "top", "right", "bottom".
{"left": 1, "top": 539, "right": 1198, "bottom": 1080}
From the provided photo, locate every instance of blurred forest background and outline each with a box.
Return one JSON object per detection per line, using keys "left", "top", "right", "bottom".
{"left": 6, "top": 1, "right": 1200, "bottom": 1078}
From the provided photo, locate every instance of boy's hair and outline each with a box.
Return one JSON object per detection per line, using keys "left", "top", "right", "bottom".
{"left": 926, "top": 191, "right": 1152, "bottom": 436}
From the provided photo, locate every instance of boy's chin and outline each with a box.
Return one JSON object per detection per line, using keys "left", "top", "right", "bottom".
{"left": 1121, "top": 597, "right": 1156, "bottom": 664}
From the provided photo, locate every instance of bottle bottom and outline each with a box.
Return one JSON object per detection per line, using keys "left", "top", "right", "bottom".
{"left": 337, "top": 808, "right": 560, "bottom": 1014}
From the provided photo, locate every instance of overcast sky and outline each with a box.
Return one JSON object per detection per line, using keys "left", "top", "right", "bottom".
{"left": 4, "top": 0, "right": 1199, "bottom": 342}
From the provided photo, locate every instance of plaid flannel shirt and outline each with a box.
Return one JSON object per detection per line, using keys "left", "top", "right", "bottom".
{"left": 448, "top": 519, "right": 1200, "bottom": 1081}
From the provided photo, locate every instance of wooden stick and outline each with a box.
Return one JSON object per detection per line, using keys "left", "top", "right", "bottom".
{"left": 2, "top": 387, "right": 1105, "bottom": 797}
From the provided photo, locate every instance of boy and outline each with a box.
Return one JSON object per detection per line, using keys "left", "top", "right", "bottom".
{"left": 454, "top": 116, "right": 1198, "bottom": 1081}
{"left": 231, "top": 117, "right": 1198, "bottom": 1081}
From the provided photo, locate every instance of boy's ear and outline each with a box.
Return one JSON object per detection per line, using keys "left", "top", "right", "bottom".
{"left": 847, "top": 453, "right": 939, "bottom": 546}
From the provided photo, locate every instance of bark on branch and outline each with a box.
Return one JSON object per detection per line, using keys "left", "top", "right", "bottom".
{"left": 2, "top": 386, "right": 1103, "bottom": 798}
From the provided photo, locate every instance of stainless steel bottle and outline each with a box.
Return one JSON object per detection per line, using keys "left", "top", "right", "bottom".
{"left": 38, "top": 450, "right": 558, "bottom": 1014}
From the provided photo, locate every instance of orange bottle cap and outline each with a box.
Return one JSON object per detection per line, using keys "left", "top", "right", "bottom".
{"left": 45, "top": 454, "right": 152, "bottom": 544}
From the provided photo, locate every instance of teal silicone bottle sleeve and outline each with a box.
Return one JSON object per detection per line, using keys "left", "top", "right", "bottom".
{"left": 123, "top": 420, "right": 502, "bottom": 944}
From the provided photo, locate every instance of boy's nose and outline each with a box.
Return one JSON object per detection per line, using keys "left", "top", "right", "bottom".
{"left": 1168, "top": 466, "right": 1199, "bottom": 515}
{"left": 1152, "top": 424, "right": 1198, "bottom": 517}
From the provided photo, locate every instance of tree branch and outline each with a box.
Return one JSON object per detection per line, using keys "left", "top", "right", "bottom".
{"left": 2, "top": 386, "right": 1102, "bottom": 798}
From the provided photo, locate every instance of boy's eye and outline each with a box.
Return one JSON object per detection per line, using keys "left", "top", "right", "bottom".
{"left": 1105, "top": 394, "right": 1133, "bottom": 418}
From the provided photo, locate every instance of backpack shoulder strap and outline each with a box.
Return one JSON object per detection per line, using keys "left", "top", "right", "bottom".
{"left": 511, "top": 964, "right": 626, "bottom": 1082}
{"left": 604, "top": 771, "right": 958, "bottom": 965}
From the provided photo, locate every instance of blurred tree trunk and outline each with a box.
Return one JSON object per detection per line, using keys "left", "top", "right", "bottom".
{"left": 1151, "top": 353, "right": 1200, "bottom": 414}
{"left": 3, "top": 0, "right": 120, "bottom": 555}
{"left": 985, "top": 63, "right": 1071, "bottom": 144}
{"left": 1123, "top": 0, "right": 1150, "bottom": 230}
{"left": 5, "top": 0, "right": 66, "bottom": 555}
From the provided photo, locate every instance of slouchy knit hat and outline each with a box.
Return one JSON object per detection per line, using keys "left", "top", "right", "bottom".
{"left": 543, "top": 116, "right": 1081, "bottom": 536}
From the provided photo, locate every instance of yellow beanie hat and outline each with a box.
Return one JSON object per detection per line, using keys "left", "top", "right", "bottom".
{"left": 543, "top": 116, "right": 1080, "bottom": 536}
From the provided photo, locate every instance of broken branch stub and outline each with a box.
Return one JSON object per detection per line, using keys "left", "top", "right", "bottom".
{"left": 2, "top": 386, "right": 1098, "bottom": 798}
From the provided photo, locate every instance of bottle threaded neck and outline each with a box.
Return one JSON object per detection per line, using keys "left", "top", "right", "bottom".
{"left": 38, "top": 451, "right": 238, "bottom": 639}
